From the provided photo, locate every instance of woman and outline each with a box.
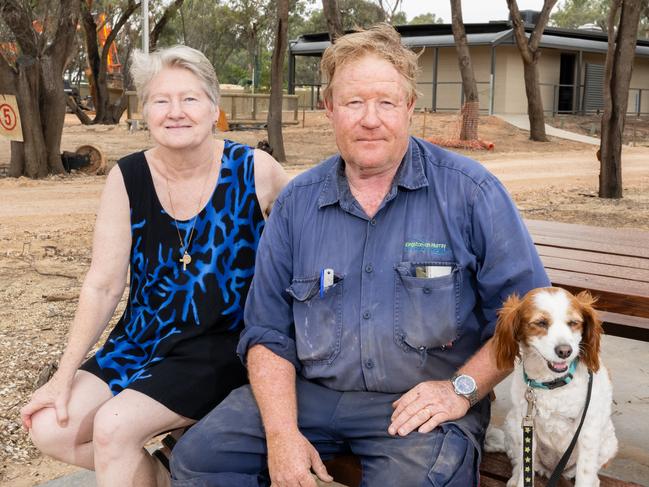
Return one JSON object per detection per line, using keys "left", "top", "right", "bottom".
{"left": 20, "top": 45, "right": 288, "bottom": 486}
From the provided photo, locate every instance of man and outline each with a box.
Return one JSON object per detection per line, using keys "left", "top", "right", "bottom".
{"left": 171, "top": 24, "right": 549, "bottom": 487}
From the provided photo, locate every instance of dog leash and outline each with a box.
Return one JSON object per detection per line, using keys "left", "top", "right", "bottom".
{"left": 547, "top": 369, "right": 594, "bottom": 486}
{"left": 521, "top": 369, "right": 594, "bottom": 487}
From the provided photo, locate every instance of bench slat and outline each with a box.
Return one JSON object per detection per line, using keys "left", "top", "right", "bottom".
{"left": 536, "top": 246, "right": 649, "bottom": 271}
{"left": 599, "top": 311, "right": 649, "bottom": 341}
{"left": 526, "top": 220, "right": 649, "bottom": 248}
{"left": 533, "top": 235, "right": 649, "bottom": 259}
{"left": 545, "top": 269, "right": 649, "bottom": 318}
{"left": 540, "top": 255, "right": 649, "bottom": 283}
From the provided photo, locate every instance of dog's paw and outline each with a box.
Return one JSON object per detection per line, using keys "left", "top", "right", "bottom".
{"left": 484, "top": 425, "right": 506, "bottom": 452}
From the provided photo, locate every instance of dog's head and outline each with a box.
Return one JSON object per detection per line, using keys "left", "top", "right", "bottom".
{"left": 492, "top": 287, "right": 602, "bottom": 374}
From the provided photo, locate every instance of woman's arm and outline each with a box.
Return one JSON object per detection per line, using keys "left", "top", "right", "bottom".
{"left": 253, "top": 149, "right": 290, "bottom": 218}
{"left": 21, "top": 165, "right": 132, "bottom": 427}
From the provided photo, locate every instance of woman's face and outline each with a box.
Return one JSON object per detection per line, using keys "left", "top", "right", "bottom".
{"left": 145, "top": 67, "right": 218, "bottom": 151}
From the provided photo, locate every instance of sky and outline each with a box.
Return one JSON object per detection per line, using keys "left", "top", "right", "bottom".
{"left": 399, "top": 0, "right": 565, "bottom": 24}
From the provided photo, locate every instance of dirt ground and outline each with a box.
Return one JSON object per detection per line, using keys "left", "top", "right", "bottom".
{"left": 1, "top": 112, "right": 648, "bottom": 486}
{"left": 547, "top": 113, "right": 649, "bottom": 147}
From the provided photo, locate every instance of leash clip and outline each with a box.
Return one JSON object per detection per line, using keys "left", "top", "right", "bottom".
{"left": 522, "top": 387, "right": 536, "bottom": 428}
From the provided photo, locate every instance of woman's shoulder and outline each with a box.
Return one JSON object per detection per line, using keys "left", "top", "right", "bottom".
{"left": 250, "top": 148, "right": 289, "bottom": 218}
{"left": 115, "top": 151, "right": 150, "bottom": 196}
{"left": 116, "top": 151, "right": 147, "bottom": 170}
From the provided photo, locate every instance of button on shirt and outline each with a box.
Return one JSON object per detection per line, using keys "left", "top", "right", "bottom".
{"left": 239, "top": 137, "right": 549, "bottom": 394}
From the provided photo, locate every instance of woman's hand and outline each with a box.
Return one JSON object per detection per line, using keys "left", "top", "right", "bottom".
{"left": 20, "top": 372, "right": 74, "bottom": 429}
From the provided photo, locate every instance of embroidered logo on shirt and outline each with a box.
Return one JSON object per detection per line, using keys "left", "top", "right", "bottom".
{"left": 404, "top": 241, "right": 448, "bottom": 254}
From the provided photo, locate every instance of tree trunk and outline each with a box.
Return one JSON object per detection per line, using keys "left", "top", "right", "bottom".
{"left": 600, "top": 0, "right": 642, "bottom": 199}
{"left": 522, "top": 59, "right": 547, "bottom": 141}
{"left": 80, "top": 0, "right": 138, "bottom": 125}
{"left": 15, "top": 56, "right": 48, "bottom": 178}
{"left": 450, "top": 0, "right": 479, "bottom": 140}
{"left": 1, "top": 0, "right": 79, "bottom": 177}
{"left": 267, "top": 0, "right": 289, "bottom": 162}
{"left": 41, "top": 56, "right": 67, "bottom": 174}
{"left": 506, "top": 0, "right": 557, "bottom": 142}
{"left": 322, "top": 0, "right": 343, "bottom": 42}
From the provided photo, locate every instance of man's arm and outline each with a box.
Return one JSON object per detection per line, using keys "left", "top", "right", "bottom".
{"left": 390, "top": 174, "right": 548, "bottom": 436}
{"left": 388, "top": 339, "right": 510, "bottom": 436}
{"left": 248, "top": 345, "right": 333, "bottom": 486}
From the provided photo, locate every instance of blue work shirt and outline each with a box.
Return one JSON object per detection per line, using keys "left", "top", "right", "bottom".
{"left": 239, "top": 136, "right": 549, "bottom": 394}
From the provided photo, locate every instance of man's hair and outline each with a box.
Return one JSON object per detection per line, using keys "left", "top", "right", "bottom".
{"left": 321, "top": 23, "right": 420, "bottom": 104}
{"left": 130, "top": 45, "right": 220, "bottom": 117}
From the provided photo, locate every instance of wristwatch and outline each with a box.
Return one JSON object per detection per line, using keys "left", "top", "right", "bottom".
{"left": 450, "top": 373, "right": 479, "bottom": 407}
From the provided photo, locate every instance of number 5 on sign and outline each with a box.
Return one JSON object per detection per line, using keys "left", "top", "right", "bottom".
{"left": 0, "top": 95, "right": 24, "bottom": 142}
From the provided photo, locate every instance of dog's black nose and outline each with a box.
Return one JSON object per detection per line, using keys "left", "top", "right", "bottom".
{"left": 555, "top": 344, "right": 572, "bottom": 359}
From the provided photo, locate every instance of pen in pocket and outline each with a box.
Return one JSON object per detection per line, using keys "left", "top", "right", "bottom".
{"left": 320, "top": 268, "right": 334, "bottom": 297}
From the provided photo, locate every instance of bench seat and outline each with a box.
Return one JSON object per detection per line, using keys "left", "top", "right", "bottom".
{"left": 323, "top": 452, "right": 644, "bottom": 486}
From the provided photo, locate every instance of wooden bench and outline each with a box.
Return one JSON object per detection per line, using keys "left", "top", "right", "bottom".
{"left": 525, "top": 219, "right": 649, "bottom": 342}
{"left": 323, "top": 220, "right": 649, "bottom": 486}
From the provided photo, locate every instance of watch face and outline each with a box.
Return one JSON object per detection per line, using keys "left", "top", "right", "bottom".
{"left": 455, "top": 375, "right": 476, "bottom": 394}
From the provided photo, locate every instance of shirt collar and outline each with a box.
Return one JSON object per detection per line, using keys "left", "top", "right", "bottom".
{"left": 318, "top": 137, "right": 429, "bottom": 209}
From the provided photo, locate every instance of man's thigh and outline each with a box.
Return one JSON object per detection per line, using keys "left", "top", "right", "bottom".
{"left": 170, "top": 379, "right": 348, "bottom": 480}
{"left": 334, "top": 390, "right": 479, "bottom": 487}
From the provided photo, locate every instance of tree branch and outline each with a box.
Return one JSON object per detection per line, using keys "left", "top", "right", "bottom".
{"left": 44, "top": 0, "right": 80, "bottom": 69}
{"left": 0, "top": 0, "right": 39, "bottom": 56}
{"left": 150, "top": 0, "right": 185, "bottom": 50}
{"left": 506, "top": 0, "right": 533, "bottom": 64}
{"left": 528, "top": 0, "right": 559, "bottom": 52}
{"left": 101, "top": 0, "right": 139, "bottom": 63}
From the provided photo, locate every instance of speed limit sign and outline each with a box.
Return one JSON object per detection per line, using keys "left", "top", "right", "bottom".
{"left": 0, "top": 95, "right": 24, "bottom": 142}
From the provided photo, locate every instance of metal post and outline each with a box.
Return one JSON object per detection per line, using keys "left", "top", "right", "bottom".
{"left": 576, "top": 50, "right": 583, "bottom": 114}
{"left": 490, "top": 46, "right": 496, "bottom": 115}
{"left": 432, "top": 47, "right": 439, "bottom": 112}
{"left": 143, "top": 0, "right": 149, "bottom": 54}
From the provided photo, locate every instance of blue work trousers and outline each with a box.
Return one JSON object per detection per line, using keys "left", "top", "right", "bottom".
{"left": 171, "top": 378, "right": 479, "bottom": 486}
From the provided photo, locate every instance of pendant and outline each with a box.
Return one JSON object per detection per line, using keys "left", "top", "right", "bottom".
{"left": 179, "top": 251, "right": 192, "bottom": 271}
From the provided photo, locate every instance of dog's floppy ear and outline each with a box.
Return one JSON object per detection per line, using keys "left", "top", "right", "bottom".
{"left": 493, "top": 294, "right": 523, "bottom": 370}
{"left": 575, "top": 291, "right": 602, "bottom": 372}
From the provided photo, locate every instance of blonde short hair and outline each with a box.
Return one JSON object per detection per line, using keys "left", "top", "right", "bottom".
{"left": 321, "top": 24, "right": 420, "bottom": 104}
{"left": 131, "top": 45, "right": 220, "bottom": 116}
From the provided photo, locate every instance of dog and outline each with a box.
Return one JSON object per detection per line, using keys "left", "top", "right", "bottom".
{"left": 488, "top": 287, "right": 617, "bottom": 487}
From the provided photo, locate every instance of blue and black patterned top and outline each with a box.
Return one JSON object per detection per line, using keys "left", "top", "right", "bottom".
{"left": 82, "top": 140, "right": 264, "bottom": 418}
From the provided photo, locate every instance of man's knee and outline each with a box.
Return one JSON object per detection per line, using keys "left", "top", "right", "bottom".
{"left": 425, "top": 425, "right": 479, "bottom": 486}
{"left": 364, "top": 425, "right": 478, "bottom": 486}
{"left": 171, "top": 386, "right": 266, "bottom": 480}
{"left": 171, "top": 423, "right": 262, "bottom": 481}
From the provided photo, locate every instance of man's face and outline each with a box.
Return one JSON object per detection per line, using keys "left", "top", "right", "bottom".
{"left": 325, "top": 54, "right": 414, "bottom": 176}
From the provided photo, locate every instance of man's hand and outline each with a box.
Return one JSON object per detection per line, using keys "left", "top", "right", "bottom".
{"left": 266, "top": 430, "right": 333, "bottom": 487}
{"left": 388, "top": 380, "right": 470, "bottom": 436}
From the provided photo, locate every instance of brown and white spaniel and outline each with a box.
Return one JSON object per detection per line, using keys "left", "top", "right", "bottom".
{"left": 487, "top": 287, "right": 617, "bottom": 487}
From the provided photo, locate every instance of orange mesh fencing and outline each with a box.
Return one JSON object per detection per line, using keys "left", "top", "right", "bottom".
{"left": 426, "top": 101, "right": 495, "bottom": 151}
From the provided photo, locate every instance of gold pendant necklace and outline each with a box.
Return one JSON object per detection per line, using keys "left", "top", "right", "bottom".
{"left": 165, "top": 160, "right": 212, "bottom": 271}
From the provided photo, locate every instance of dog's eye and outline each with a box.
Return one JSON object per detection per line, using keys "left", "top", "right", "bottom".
{"left": 567, "top": 320, "right": 581, "bottom": 327}
{"left": 533, "top": 319, "right": 549, "bottom": 329}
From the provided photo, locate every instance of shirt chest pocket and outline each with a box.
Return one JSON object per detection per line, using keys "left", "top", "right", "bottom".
{"left": 286, "top": 275, "right": 344, "bottom": 366}
{"left": 394, "top": 262, "right": 460, "bottom": 353}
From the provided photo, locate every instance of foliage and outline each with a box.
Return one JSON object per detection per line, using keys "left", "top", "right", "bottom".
{"left": 409, "top": 13, "right": 444, "bottom": 25}
{"left": 551, "top": 0, "right": 649, "bottom": 37}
